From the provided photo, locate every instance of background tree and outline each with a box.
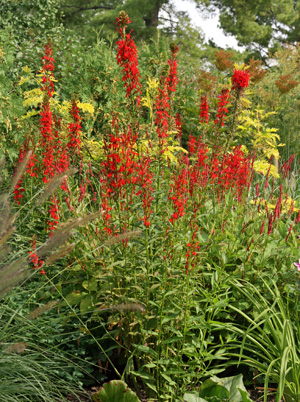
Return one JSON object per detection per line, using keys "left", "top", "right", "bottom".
{"left": 196, "top": 0, "right": 300, "bottom": 61}
{"left": 58, "top": 0, "right": 208, "bottom": 44}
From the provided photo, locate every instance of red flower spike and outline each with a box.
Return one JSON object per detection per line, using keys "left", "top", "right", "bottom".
{"left": 232, "top": 69, "right": 250, "bottom": 91}
{"left": 199, "top": 96, "right": 209, "bottom": 123}
{"left": 175, "top": 113, "right": 182, "bottom": 139}
{"left": 285, "top": 224, "right": 293, "bottom": 242}
{"left": 214, "top": 89, "right": 230, "bottom": 127}
{"left": 29, "top": 239, "right": 45, "bottom": 273}
{"left": 41, "top": 42, "right": 55, "bottom": 97}
{"left": 260, "top": 221, "right": 265, "bottom": 234}
{"left": 166, "top": 44, "right": 179, "bottom": 93}
{"left": 116, "top": 14, "right": 141, "bottom": 104}
{"left": 46, "top": 196, "right": 60, "bottom": 235}
{"left": 155, "top": 46, "right": 179, "bottom": 142}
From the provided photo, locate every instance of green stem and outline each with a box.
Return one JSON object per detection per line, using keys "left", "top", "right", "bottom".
{"left": 180, "top": 270, "right": 191, "bottom": 360}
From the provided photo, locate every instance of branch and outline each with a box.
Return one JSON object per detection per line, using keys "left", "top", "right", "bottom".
{"left": 159, "top": 16, "right": 178, "bottom": 24}
{"left": 60, "top": 4, "right": 114, "bottom": 16}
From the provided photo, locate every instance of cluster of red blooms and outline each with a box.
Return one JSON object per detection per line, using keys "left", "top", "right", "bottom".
{"left": 13, "top": 140, "right": 28, "bottom": 204}
{"left": 175, "top": 113, "right": 182, "bottom": 139}
{"left": 252, "top": 163, "right": 299, "bottom": 241}
{"left": 199, "top": 95, "right": 209, "bottom": 123}
{"left": 281, "top": 154, "right": 294, "bottom": 179}
{"left": 116, "top": 11, "right": 142, "bottom": 104}
{"left": 169, "top": 138, "right": 252, "bottom": 224}
{"left": 169, "top": 166, "right": 189, "bottom": 223}
{"left": 135, "top": 157, "right": 154, "bottom": 227}
{"left": 28, "top": 238, "right": 45, "bottom": 275}
{"left": 155, "top": 45, "right": 179, "bottom": 142}
{"left": 188, "top": 142, "right": 209, "bottom": 196}
{"left": 47, "top": 196, "right": 60, "bottom": 235}
{"left": 166, "top": 44, "right": 179, "bottom": 93}
{"left": 14, "top": 42, "right": 84, "bottom": 239}
{"left": 40, "top": 101, "right": 55, "bottom": 183}
{"left": 198, "top": 69, "right": 251, "bottom": 128}
{"left": 13, "top": 42, "right": 58, "bottom": 203}
{"left": 39, "top": 42, "right": 57, "bottom": 183}
{"left": 231, "top": 69, "right": 251, "bottom": 91}
{"left": 41, "top": 41, "right": 55, "bottom": 97}
{"left": 217, "top": 147, "right": 252, "bottom": 201}
{"left": 214, "top": 89, "right": 230, "bottom": 127}
{"left": 100, "top": 118, "right": 154, "bottom": 231}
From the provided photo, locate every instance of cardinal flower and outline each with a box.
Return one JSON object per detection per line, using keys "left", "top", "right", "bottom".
{"left": 232, "top": 69, "right": 250, "bottom": 91}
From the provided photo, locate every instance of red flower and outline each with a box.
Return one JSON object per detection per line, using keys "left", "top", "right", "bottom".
{"left": 67, "top": 100, "right": 82, "bottom": 155}
{"left": 214, "top": 89, "right": 230, "bottom": 127}
{"left": 166, "top": 44, "right": 179, "bottom": 93}
{"left": 232, "top": 69, "right": 250, "bottom": 90}
{"left": 41, "top": 41, "right": 55, "bottom": 97}
{"left": 47, "top": 196, "right": 60, "bottom": 235}
{"left": 155, "top": 46, "right": 179, "bottom": 142}
{"left": 281, "top": 154, "right": 294, "bottom": 179}
{"left": 188, "top": 135, "right": 197, "bottom": 155}
{"left": 29, "top": 239, "right": 45, "bottom": 273}
{"left": 169, "top": 166, "right": 188, "bottom": 223}
{"left": 13, "top": 141, "right": 28, "bottom": 204}
{"left": 116, "top": 13, "right": 141, "bottom": 104}
{"left": 115, "top": 11, "right": 131, "bottom": 28}
{"left": 274, "top": 184, "right": 282, "bottom": 219}
{"left": 136, "top": 157, "right": 154, "bottom": 227}
{"left": 199, "top": 95, "right": 209, "bottom": 123}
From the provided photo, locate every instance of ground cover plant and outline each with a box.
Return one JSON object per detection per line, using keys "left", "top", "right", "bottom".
{"left": 2, "top": 8, "right": 300, "bottom": 402}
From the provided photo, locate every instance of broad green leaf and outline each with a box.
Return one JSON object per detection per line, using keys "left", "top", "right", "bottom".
{"left": 92, "top": 380, "right": 140, "bottom": 402}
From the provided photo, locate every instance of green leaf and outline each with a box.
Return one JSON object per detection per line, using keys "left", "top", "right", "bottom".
{"left": 160, "top": 373, "right": 176, "bottom": 385}
{"left": 82, "top": 278, "right": 97, "bottom": 292}
{"left": 198, "top": 378, "right": 229, "bottom": 400}
{"left": 80, "top": 296, "right": 93, "bottom": 315}
{"left": 62, "top": 291, "right": 86, "bottom": 306}
{"left": 183, "top": 393, "right": 207, "bottom": 402}
{"left": 92, "top": 380, "right": 140, "bottom": 402}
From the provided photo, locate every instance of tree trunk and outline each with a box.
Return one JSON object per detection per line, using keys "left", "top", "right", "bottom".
{"left": 143, "top": 0, "right": 163, "bottom": 28}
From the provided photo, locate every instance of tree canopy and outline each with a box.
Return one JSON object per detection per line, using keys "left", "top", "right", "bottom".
{"left": 196, "top": 0, "right": 300, "bottom": 60}
{"left": 58, "top": 0, "right": 195, "bottom": 42}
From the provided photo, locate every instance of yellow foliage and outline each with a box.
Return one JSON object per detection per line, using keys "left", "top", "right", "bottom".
{"left": 141, "top": 78, "right": 159, "bottom": 119}
{"left": 18, "top": 76, "right": 31, "bottom": 86}
{"left": 22, "top": 88, "right": 43, "bottom": 108}
{"left": 22, "top": 110, "right": 40, "bottom": 119}
{"left": 82, "top": 137, "right": 104, "bottom": 160}
{"left": 253, "top": 160, "right": 279, "bottom": 178}
{"left": 138, "top": 135, "right": 187, "bottom": 165}
{"left": 77, "top": 102, "right": 95, "bottom": 116}
{"left": 252, "top": 195, "right": 299, "bottom": 213}
{"left": 237, "top": 108, "right": 284, "bottom": 176}
{"left": 22, "top": 66, "right": 32, "bottom": 74}
{"left": 233, "top": 62, "right": 250, "bottom": 71}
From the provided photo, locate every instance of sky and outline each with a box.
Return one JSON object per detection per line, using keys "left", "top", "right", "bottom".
{"left": 173, "top": 0, "right": 244, "bottom": 50}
